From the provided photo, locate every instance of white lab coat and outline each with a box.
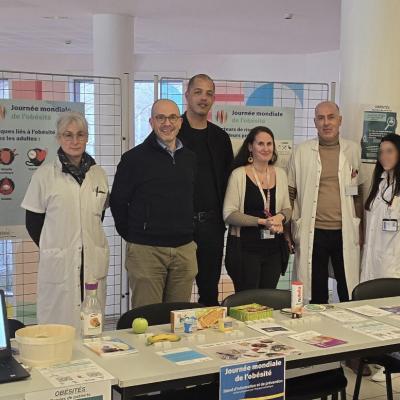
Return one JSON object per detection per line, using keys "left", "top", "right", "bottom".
{"left": 287, "top": 138, "right": 361, "bottom": 301}
{"left": 361, "top": 173, "right": 400, "bottom": 281}
{"left": 21, "top": 159, "right": 109, "bottom": 329}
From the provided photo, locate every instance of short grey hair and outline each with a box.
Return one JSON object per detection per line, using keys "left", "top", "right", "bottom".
{"left": 314, "top": 101, "right": 340, "bottom": 115}
{"left": 56, "top": 111, "right": 88, "bottom": 139}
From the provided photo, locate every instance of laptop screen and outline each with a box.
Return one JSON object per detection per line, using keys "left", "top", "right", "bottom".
{"left": 0, "top": 296, "right": 7, "bottom": 350}
{"left": 0, "top": 290, "right": 10, "bottom": 352}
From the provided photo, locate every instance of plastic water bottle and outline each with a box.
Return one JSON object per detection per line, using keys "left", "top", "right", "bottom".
{"left": 80, "top": 282, "right": 103, "bottom": 339}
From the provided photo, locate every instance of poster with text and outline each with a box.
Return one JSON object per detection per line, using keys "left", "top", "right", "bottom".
{"left": 0, "top": 99, "right": 84, "bottom": 238}
{"left": 210, "top": 105, "right": 295, "bottom": 167}
{"left": 220, "top": 357, "right": 285, "bottom": 400}
{"left": 361, "top": 106, "right": 397, "bottom": 163}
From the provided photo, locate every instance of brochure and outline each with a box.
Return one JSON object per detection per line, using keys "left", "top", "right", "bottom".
{"left": 321, "top": 309, "right": 366, "bottom": 323}
{"left": 37, "top": 358, "right": 114, "bottom": 387}
{"left": 289, "top": 330, "right": 347, "bottom": 348}
{"left": 83, "top": 336, "right": 138, "bottom": 357}
{"left": 198, "top": 336, "right": 300, "bottom": 362}
{"left": 345, "top": 320, "right": 400, "bottom": 341}
{"left": 380, "top": 305, "right": 400, "bottom": 315}
{"left": 156, "top": 347, "right": 212, "bottom": 365}
{"left": 346, "top": 305, "right": 392, "bottom": 317}
{"left": 247, "top": 321, "right": 296, "bottom": 337}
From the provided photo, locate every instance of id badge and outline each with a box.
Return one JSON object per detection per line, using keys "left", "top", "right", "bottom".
{"left": 382, "top": 219, "right": 398, "bottom": 232}
{"left": 345, "top": 185, "right": 358, "bottom": 196}
{"left": 260, "top": 229, "right": 275, "bottom": 240}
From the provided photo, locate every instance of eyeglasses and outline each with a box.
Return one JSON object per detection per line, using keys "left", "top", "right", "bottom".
{"left": 62, "top": 132, "right": 88, "bottom": 142}
{"left": 153, "top": 114, "right": 180, "bottom": 124}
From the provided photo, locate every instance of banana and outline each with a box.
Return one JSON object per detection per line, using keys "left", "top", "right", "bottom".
{"left": 146, "top": 333, "right": 181, "bottom": 345}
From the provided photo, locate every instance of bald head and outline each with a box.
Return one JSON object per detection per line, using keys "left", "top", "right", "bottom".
{"left": 149, "top": 99, "right": 182, "bottom": 150}
{"left": 315, "top": 101, "right": 340, "bottom": 116}
{"left": 151, "top": 99, "right": 180, "bottom": 117}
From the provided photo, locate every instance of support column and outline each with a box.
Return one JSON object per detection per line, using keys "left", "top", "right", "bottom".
{"left": 93, "top": 14, "right": 134, "bottom": 76}
{"left": 339, "top": 0, "right": 400, "bottom": 185}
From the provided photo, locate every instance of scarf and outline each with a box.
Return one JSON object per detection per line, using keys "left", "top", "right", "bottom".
{"left": 57, "top": 147, "right": 95, "bottom": 185}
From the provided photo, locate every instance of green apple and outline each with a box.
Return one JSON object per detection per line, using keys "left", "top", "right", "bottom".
{"left": 132, "top": 317, "right": 148, "bottom": 334}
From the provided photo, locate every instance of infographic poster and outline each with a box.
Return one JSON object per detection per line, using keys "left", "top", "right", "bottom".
{"left": 0, "top": 99, "right": 84, "bottom": 238}
{"left": 361, "top": 105, "right": 397, "bottom": 163}
{"left": 210, "top": 105, "right": 294, "bottom": 167}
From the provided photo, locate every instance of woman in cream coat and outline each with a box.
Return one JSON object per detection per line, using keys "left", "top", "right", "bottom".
{"left": 223, "top": 126, "right": 291, "bottom": 292}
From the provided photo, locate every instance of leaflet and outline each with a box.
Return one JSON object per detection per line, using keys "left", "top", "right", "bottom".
{"left": 345, "top": 320, "right": 400, "bottom": 341}
{"left": 321, "top": 309, "right": 366, "bottom": 323}
{"left": 156, "top": 347, "right": 212, "bottom": 365}
{"left": 346, "top": 305, "right": 392, "bottom": 317}
{"left": 198, "top": 336, "right": 300, "bottom": 362}
{"left": 288, "top": 331, "right": 347, "bottom": 348}
{"left": 246, "top": 321, "right": 296, "bottom": 337}
{"left": 36, "top": 358, "right": 114, "bottom": 387}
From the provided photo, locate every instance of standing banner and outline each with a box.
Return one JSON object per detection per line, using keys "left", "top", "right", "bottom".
{"left": 0, "top": 99, "right": 84, "bottom": 238}
{"left": 361, "top": 105, "right": 397, "bottom": 163}
{"left": 220, "top": 357, "right": 285, "bottom": 400}
{"left": 210, "top": 105, "right": 295, "bottom": 167}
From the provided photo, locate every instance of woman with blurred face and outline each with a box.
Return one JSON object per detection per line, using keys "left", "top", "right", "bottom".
{"left": 223, "top": 126, "right": 291, "bottom": 292}
{"left": 362, "top": 134, "right": 400, "bottom": 281}
{"left": 22, "top": 112, "right": 109, "bottom": 329}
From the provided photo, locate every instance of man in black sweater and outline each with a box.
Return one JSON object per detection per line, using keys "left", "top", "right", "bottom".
{"left": 110, "top": 99, "right": 197, "bottom": 308}
{"left": 178, "top": 74, "right": 234, "bottom": 306}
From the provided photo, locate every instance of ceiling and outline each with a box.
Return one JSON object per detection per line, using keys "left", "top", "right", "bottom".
{"left": 0, "top": 0, "right": 341, "bottom": 55}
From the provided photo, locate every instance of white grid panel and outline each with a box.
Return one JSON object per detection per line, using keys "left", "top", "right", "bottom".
{"left": 0, "top": 70, "right": 125, "bottom": 328}
{"left": 160, "top": 77, "right": 329, "bottom": 301}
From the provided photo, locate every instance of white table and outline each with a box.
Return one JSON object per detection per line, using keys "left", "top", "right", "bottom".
{"left": 77, "top": 298, "right": 400, "bottom": 399}
{"left": 4, "top": 297, "right": 400, "bottom": 400}
{"left": 0, "top": 347, "right": 118, "bottom": 400}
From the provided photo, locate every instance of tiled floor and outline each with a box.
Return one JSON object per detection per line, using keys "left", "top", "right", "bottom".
{"left": 344, "top": 364, "right": 400, "bottom": 399}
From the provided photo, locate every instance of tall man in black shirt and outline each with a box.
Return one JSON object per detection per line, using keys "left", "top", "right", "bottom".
{"left": 178, "top": 74, "right": 233, "bottom": 305}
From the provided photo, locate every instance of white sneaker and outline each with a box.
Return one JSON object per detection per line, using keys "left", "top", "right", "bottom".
{"left": 371, "top": 368, "right": 400, "bottom": 382}
{"left": 371, "top": 367, "right": 385, "bottom": 382}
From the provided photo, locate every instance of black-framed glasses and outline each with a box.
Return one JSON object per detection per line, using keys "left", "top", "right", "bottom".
{"left": 154, "top": 114, "right": 180, "bottom": 124}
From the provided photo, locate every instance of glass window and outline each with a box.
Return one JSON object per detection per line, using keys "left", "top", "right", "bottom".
{"left": 0, "top": 79, "right": 9, "bottom": 99}
{"left": 73, "top": 80, "right": 95, "bottom": 156}
{"left": 134, "top": 80, "right": 184, "bottom": 145}
{"left": 0, "top": 79, "right": 12, "bottom": 295}
{"left": 134, "top": 81, "right": 154, "bottom": 145}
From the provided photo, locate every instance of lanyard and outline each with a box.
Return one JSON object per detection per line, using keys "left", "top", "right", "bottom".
{"left": 252, "top": 165, "right": 271, "bottom": 216}
{"left": 381, "top": 179, "right": 395, "bottom": 207}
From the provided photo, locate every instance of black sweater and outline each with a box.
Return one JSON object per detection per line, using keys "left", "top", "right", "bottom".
{"left": 178, "top": 112, "right": 233, "bottom": 213}
{"left": 110, "top": 132, "right": 196, "bottom": 247}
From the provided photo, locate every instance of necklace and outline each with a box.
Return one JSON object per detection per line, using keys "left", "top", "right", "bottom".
{"left": 252, "top": 165, "right": 270, "bottom": 186}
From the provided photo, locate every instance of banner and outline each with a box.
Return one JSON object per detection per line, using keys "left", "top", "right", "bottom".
{"left": 0, "top": 99, "right": 84, "bottom": 238}
{"left": 220, "top": 357, "right": 285, "bottom": 400}
{"left": 361, "top": 105, "right": 397, "bottom": 163}
{"left": 210, "top": 105, "right": 295, "bottom": 167}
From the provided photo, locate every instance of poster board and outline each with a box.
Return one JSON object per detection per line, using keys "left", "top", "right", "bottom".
{"left": 0, "top": 99, "right": 84, "bottom": 238}
{"left": 210, "top": 105, "right": 295, "bottom": 168}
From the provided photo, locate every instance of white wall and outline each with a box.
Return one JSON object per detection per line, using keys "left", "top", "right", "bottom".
{"left": 136, "top": 51, "right": 340, "bottom": 88}
{"left": 1, "top": 50, "right": 340, "bottom": 90}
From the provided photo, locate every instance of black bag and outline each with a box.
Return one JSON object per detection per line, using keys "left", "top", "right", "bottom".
{"left": 279, "top": 235, "right": 290, "bottom": 275}
{"left": 225, "top": 234, "right": 243, "bottom": 292}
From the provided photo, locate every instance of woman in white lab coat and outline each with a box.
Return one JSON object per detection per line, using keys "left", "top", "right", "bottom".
{"left": 21, "top": 112, "right": 109, "bottom": 330}
{"left": 361, "top": 133, "right": 400, "bottom": 282}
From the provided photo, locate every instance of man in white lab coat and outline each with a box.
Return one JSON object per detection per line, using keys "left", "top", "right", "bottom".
{"left": 287, "top": 101, "right": 362, "bottom": 304}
